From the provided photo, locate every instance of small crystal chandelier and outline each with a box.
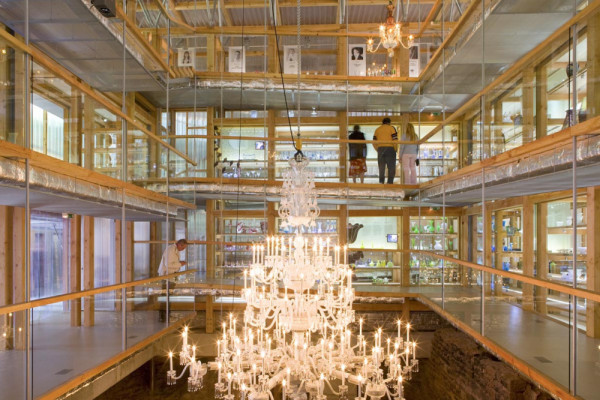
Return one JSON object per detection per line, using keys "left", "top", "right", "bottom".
{"left": 367, "top": 1, "right": 415, "bottom": 57}
{"left": 166, "top": 153, "right": 419, "bottom": 399}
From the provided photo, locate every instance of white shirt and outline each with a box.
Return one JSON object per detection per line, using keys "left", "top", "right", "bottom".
{"left": 158, "top": 244, "right": 182, "bottom": 276}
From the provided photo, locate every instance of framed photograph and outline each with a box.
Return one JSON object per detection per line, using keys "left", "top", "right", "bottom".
{"left": 178, "top": 48, "right": 195, "bottom": 68}
{"left": 255, "top": 141, "right": 265, "bottom": 150}
{"left": 228, "top": 46, "right": 246, "bottom": 73}
{"left": 348, "top": 44, "right": 366, "bottom": 76}
{"left": 386, "top": 234, "right": 398, "bottom": 243}
{"left": 283, "top": 45, "right": 299, "bottom": 74}
{"left": 408, "top": 44, "right": 420, "bottom": 77}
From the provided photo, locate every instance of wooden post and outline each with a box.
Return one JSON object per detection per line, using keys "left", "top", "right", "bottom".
{"left": 0, "top": 206, "right": 11, "bottom": 307}
{"left": 535, "top": 65, "right": 548, "bottom": 139}
{"left": 268, "top": 110, "right": 276, "bottom": 181}
{"left": 207, "top": 107, "right": 215, "bottom": 178}
{"left": 12, "top": 207, "right": 26, "bottom": 349}
{"left": 83, "top": 98, "right": 95, "bottom": 170}
{"left": 206, "top": 200, "right": 215, "bottom": 279}
{"left": 587, "top": 11, "right": 600, "bottom": 120}
{"left": 126, "top": 221, "right": 134, "bottom": 281}
{"left": 586, "top": 187, "right": 600, "bottom": 338}
{"left": 402, "top": 208, "right": 411, "bottom": 286}
{"left": 268, "top": 36, "right": 278, "bottom": 74}
{"left": 336, "top": 37, "right": 347, "bottom": 76}
{"left": 339, "top": 111, "right": 347, "bottom": 183}
{"left": 206, "top": 294, "right": 214, "bottom": 333}
{"left": 339, "top": 205, "right": 348, "bottom": 249}
{"left": 267, "top": 202, "right": 276, "bottom": 236}
{"left": 83, "top": 216, "right": 94, "bottom": 327}
{"left": 521, "top": 198, "right": 534, "bottom": 311}
{"left": 459, "top": 214, "right": 470, "bottom": 286}
{"left": 207, "top": 34, "right": 216, "bottom": 72}
{"left": 396, "top": 36, "right": 409, "bottom": 77}
{"left": 492, "top": 101, "right": 503, "bottom": 157}
{"left": 484, "top": 206, "right": 493, "bottom": 295}
{"left": 70, "top": 215, "right": 82, "bottom": 326}
{"left": 536, "top": 203, "right": 548, "bottom": 314}
{"left": 522, "top": 68, "right": 535, "bottom": 145}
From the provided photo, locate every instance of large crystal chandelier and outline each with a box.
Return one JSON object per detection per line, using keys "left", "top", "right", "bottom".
{"left": 167, "top": 153, "right": 419, "bottom": 399}
{"left": 367, "top": 1, "right": 415, "bottom": 57}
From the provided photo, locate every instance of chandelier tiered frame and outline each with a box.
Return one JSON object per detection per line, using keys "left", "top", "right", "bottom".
{"left": 166, "top": 156, "right": 419, "bottom": 400}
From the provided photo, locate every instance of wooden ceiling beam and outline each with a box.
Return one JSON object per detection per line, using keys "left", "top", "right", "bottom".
{"left": 140, "top": 22, "right": 455, "bottom": 37}
{"left": 417, "top": 0, "right": 442, "bottom": 38}
{"left": 139, "top": 0, "right": 438, "bottom": 11}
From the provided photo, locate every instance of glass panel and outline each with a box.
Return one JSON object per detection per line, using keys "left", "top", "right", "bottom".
{"left": 127, "top": 280, "right": 164, "bottom": 348}
{"left": 32, "top": 292, "right": 122, "bottom": 397}
{"left": 483, "top": 272, "right": 570, "bottom": 391}
{"left": 577, "top": 297, "right": 600, "bottom": 400}
{"left": 0, "top": 310, "right": 26, "bottom": 399}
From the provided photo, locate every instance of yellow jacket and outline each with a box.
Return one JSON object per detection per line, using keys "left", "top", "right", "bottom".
{"left": 373, "top": 124, "right": 398, "bottom": 151}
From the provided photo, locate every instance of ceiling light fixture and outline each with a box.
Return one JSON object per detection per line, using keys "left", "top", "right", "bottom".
{"left": 166, "top": 155, "right": 419, "bottom": 400}
{"left": 367, "top": 1, "right": 415, "bottom": 57}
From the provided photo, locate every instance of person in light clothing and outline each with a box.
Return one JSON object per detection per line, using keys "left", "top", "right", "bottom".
{"left": 158, "top": 239, "right": 188, "bottom": 276}
{"left": 399, "top": 123, "right": 419, "bottom": 184}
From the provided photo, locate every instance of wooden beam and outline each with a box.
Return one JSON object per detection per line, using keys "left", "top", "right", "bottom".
{"left": 83, "top": 216, "right": 94, "bottom": 327}
{"left": 219, "top": 0, "right": 233, "bottom": 26}
{"left": 417, "top": 0, "right": 442, "bottom": 38}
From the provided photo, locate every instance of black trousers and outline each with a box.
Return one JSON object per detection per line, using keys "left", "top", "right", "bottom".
{"left": 377, "top": 147, "right": 396, "bottom": 184}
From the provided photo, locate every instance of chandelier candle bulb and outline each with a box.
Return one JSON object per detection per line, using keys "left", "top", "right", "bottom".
{"left": 413, "top": 341, "right": 416, "bottom": 361}
{"left": 359, "top": 318, "right": 363, "bottom": 336}
{"left": 169, "top": 351, "right": 173, "bottom": 371}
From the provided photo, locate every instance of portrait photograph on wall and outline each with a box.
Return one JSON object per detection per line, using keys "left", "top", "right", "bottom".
{"left": 228, "top": 46, "right": 246, "bottom": 72}
{"left": 283, "top": 45, "right": 299, "bottom": 74}
{"left": 178, "top": 48, "right": 195, "bottom": 68}
{"left": 348, "top": 44, "right": 366, "bottom": 76}
{"left": 409, "top": 45, "right": 420, "bottom": 77}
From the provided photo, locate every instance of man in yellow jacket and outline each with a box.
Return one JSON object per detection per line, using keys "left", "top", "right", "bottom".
{"left": 373, "top": 117, "right": 398, "bottom": 184}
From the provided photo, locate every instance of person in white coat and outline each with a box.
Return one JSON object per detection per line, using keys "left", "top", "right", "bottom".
{"left": 158, "top": 239, "right": 187, "bottom": 322}
{"left": 158, "top": 239, "right": 188, "bottom": 276}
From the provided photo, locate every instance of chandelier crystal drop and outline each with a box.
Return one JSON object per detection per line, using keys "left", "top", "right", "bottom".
{"left": 367, "top": 1, "right": 415, "bottom": 57}
{"left": 167, "top": 154, "right": 419, "bottom": 399}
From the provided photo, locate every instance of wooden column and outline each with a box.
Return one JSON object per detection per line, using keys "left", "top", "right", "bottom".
{"left": 339, "top": 205, "right": 348, "bottom": 248}
{"left": 69, "top": 91, "right": 83, "bottom": 165}
{"left": 13, "top": 48, "right": 25, "bottom": 147}
{"left": 396, "top": 36, "right": 410, "bottom": 77}
{"left": 339, "top": 111, "right": 347, "bottom": 183}
{"left": 484, "top": 206, "right": 493, "bottom": 295}
{"left": 207, "top": 34, "right": 216, "bottom": 72}
{"left": 522, "top": 68, "right": 535, "bottom": 145}
{"left": 207, "top": 107, "right": 215, "bottom": 178}
{"left": 535, "top": 65, "right": 548, "bottom": 139}
{"left": 401, "top": 208, "right": 411, "bottom": 286}
{"left": 83, "top": 216, "right": 94, "bottom": 327}
{"left": 336, "top": 37, "right": 347, "bottom": 76}
{"left": 126, "top": 221, "right": 134, "bottom": 281}
{"left": 586, "top": 187, "right": 600, "bottom": 338}
{"left": 267, "top": 202, "right": 276, "bottom": 236}
{"left": 587, "top": 10, "right": 600, "bottom": 120}
{"left": 492, "top": 101, "right": 503, "bottom": 157}
{"left": 206, "top": 200, "right": 215, "bottom": 279}
{"left": 459, "top": 214, "right": 470, "bottom": 286}
{"left": 0, "top": 206, "right": 12, "bottom": 307}
{"left": 83, "top": 98, "right": 95, "bottom": 170}
{"left": 205, "top": 294, "right": 214, "bottom": 333}
{"left": 482, "top": 100, "right": 492, "bottom": 159}
{"left": 268, "top": 36, "right": 278, "bottom": 74}
{"left": 0, "top": 206, "right": 13, "bottom": 349}
{"left": 268, "top": 110, "right": 276, "bottom": 181}
{"left": 521, "top": 198, "right": 534, "bottom": 311}
{"left": 535, "top": 203, "right": 548, "bottom": 314}
{"left": 12, "top": 207, "right": 26, "bottom": 349}
{"left": 70, "top": 216, "right": 82, "bottom": 326}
